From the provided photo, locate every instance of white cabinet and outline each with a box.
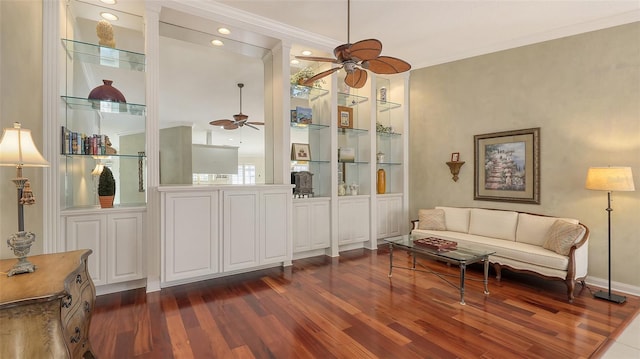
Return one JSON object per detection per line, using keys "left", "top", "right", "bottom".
{"left": 65, "top": 209, "right": 145, "bottom": 286}
{"left": 162, "top": 191, "right": 219, "bottom": 283}
{"left": 338, "top": 197, "right": 370, "bottom": 245}
{"left": 223, "top": 188, "right": 291, "bottom": 272}
{"left": 377, "top": 194, "right": 403, "bottom": 239}
{"left": 293, "top": 199, "right": 331, "bottom": 253}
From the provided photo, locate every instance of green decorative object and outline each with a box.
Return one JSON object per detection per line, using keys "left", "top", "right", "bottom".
{"left": 98, "top": 166, "right": 116, "bottom": 208}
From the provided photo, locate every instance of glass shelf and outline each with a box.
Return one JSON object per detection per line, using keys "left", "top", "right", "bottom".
{"left": 291, "top": 159, "right": 331, "bottom": 164}
{"left": 377, "top": 100, "right": 401, "bottom": 112}
{"left": 61, "top": 96, "right": 146, "bottom": 115}
{"left": 61, "top": 39, "right": 145, "bottom": 71}
{"left": 338, "top": 127, "right": 369, "bottom": 136}
{"left": 290, "top": 123, "right": 330, "bottom": 131}
{"left": 61, "top": 153, "right": 146, "bottom": 159}
{"left": 338, "top": 93, "right": 368, "bottom": 107}
{"left": 290, "top": 85, "right": 329, "bottom": 101}
{"left": 339, "top": 161, "right": 370, "bottom": 165}
{"left": 376, "top": 131, "right": 402, "bottom": 137}
{"left": 376, "top": 161, "right": 402, "bottom": 166}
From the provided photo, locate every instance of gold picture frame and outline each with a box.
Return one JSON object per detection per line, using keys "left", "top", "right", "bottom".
{"left": 337, "top": 106, "right": 353, "bottom": 129}
{"left": 474, "top": 127, "right": 540, "bottom": 204}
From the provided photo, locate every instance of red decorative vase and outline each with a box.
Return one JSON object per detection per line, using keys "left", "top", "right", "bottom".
{"left": 88, "top": 80, "right": 126, "bottom": 102}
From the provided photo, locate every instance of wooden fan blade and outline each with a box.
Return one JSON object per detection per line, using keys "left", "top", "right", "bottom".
{"left": 302, "top": 67, "right": 341, "bottom": 86}
{"left": 363, "top": 56, "right": 411, "bottom": 74}
{"left": 295, "top": 56, "right": 338, "bottom": 63}
{"left": 210, "top": 119, "right": 233, "bottom": 126}
{"left": 246, "top": 121, "right": 264, "bottom": 125}
{"left": 345, "top": 68, "right": 368, "bottom": 89}
{"left": 349, "top": 39, "right": 382, "bottom": 61}
{"left": 223, "top": 123, "right": 239, "bottom": 130}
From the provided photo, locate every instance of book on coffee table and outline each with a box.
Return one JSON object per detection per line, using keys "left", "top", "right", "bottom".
{"left": 413, "top": 237, "right": 458, "bottom": 251}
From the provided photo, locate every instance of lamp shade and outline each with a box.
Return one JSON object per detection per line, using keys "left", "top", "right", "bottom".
{"left": 585, "top": 167, "right": 635, "bottom": 192}
{"left": 0, "top": 122, "right": 49, "bottom": 167}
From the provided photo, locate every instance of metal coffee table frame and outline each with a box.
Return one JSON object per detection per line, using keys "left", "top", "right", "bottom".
{"left": 385, "top": 235, "right": 495, "bottom": 305}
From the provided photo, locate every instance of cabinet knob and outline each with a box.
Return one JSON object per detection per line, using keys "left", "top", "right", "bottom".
{"left": 76, "top": 273, "right": 83, "bottom": 284}
{"left": 62, "top": 295, "right": 73, "bottom": 308}
{"left": 84, "top": 301, "right": 91, "bottom": 312}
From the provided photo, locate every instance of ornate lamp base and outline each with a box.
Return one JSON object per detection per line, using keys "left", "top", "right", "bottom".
{"left": 6, "top": 231, "right": 37, "bottom": 276}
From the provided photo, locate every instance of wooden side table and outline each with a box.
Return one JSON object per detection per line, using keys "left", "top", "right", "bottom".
{"left": 0, "top": 250, "right": 96, "bottom": 358}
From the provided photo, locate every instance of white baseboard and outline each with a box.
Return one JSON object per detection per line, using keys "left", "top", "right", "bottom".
{"left": 586, "top": 276, "right": 640, "bottom": 297}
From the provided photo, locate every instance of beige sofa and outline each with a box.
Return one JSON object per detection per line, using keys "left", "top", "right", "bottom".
{"left": 411, "top": 207, "right": 589, "bottom": 302}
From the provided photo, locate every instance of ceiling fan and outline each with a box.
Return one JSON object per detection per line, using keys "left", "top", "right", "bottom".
{"left": 295, "top": 0, "right": 411, "bottom": 89}
{"left": 209, "top": 83, "right": 264, "bottom": 130}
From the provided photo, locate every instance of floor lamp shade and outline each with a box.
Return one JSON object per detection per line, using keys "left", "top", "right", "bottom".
{"left": 585, "top": 167, "right": 635, "bottom": 192}
{"left": 585, "top": 166, "right": 635, "bottom": 304}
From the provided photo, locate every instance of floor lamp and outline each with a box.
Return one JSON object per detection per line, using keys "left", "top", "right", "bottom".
{"left": 585, "top": 166, "right": 635, "bottom": 304}
{"left": 0, "top": 122, "right": 49, "bottom": 276}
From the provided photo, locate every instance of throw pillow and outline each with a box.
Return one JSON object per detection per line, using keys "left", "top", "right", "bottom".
{"left": 418, "top": 209, "right": 446, "bottom": 231}
{"left": 542, "top": 220, "right": 584, "bottom": 256}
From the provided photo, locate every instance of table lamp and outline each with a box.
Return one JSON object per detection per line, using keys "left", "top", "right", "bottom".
{"left": 585, "top": 166, "right": 635, "bottom": 303}
{"left": 0, "top": 122, "right": 49, "bottom": 276}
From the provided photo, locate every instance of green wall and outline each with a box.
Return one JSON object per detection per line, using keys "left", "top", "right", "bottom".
{"left": 409, "top": 23, "right": 640, "bottom": 287}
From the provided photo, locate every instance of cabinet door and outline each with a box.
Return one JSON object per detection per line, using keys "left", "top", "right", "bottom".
{"left": 292, "top": 201, "right": 312, "bottom": 252}
{"left": 164, "top": 192, "right": 219, "bottom": 282}
{"left": 261, "top": 190, "right": 290, "bottom": 264}
{"left": 107, "top": 212, "right": 144, "bottom": 283}
{"left": 310, "top": 201, "right": 331, "bottom": 249}
{"left": 377, "top": 196, "right": 402, "bottom": 238}
{"left": 223, "top": 191, "right": 259, "bottom": 271}
{"left": 66, "top": 215, "right": 107, "bottom": 286}
{"left": 338, "top": 198, "right": 370, "bottom": 245}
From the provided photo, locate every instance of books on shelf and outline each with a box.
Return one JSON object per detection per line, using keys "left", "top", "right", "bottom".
{"left": 61, "top": 126, "right": 107, "bottom": 155}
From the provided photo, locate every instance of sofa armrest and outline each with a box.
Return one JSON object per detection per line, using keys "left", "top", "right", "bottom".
{"left": 410, "top": 219, "right": 419, "bottom": 232}
{"left": 567, "top": 223, "right": 590, "bottom": 280}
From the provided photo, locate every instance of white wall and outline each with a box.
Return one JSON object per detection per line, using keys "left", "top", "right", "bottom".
{"left": 409, "top": 23, "right": 640, "bottom": 288}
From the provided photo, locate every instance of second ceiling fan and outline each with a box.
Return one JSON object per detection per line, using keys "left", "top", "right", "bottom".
{"left": 296, "top": 0, "right": 411, "bottom": 89}
{"left": 209, "top": 83, "right": 264, "bottom": 130}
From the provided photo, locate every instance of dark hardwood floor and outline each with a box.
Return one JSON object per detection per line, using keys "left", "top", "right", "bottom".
{"left": 90, "top": 248, "right": 639, "bottom": 358}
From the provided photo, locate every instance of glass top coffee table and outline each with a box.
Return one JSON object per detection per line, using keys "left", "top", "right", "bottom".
{"left": 384, "top": 234, "right": 495, "bottom": 305}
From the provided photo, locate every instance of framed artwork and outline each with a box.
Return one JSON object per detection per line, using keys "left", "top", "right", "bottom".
{"left": 474, "top": 127, "right": 540, "bottom": 204}
{"left": 291, "top": 143, "right": 311, "bottom": 161}
{"left": 451, "top": 152, "right": 460, "bottom": 162}
{"left": 337, "top": 106, "right": 353, "bottom": 129}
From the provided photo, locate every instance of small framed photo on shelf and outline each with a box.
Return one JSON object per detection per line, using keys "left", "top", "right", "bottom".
{"left": 291, "top": 143, "right": 311, "bottom": 161}
{"left": 337, "top": 106, "right": 353, "bottom": 129}
{"left": 451, "top": 152, "right": 460, "bottom": 162}
{"left": 295, "top": 106, "right": 312, "bottom": 124}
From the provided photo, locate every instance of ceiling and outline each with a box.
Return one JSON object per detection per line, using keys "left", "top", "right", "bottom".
{"left": 218, "top": 0, "right": 639, "bottom": 69}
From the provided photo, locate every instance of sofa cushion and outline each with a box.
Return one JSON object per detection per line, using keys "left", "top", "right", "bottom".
{"left": 412, "top": 229, "right": 569, "bottom": 271}
{"left": 435, "top": 206, "right": 470, "bottom": 233}
{"left": 543, "top": 220, "right": 585, "bottom": 256}
{"left": 468, "top": 208, "right": 518, "bottom": 241}
{"left": 418, "top": 209, "right": 446, "bottom": 230}
{"left": 516, "top": 213, "right": 579, "bottom": 246}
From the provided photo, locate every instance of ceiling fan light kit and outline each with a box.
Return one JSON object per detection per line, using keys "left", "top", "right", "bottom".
{"left": 209, "top": 83, "right": 265, "bottom": 130}
{"left": 295, "top": 0, "right": 411, "bottom": 89}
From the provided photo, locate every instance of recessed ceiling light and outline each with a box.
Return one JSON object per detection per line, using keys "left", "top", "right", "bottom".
{"left": 100, "top": 12, "right": 118, "bottom": 21}
{"left": 217, "top": 27, "right": 231, "bottom": 35}
{"left": 211, "top": 39, "right": 224, "bottom": 46}
{"left": 290, "top": 59, "right": 300, "bottom": 65}
{"left": 301, "top": 50, "right": 312, "bottom": 56}
{"left": 99, "top": 0, "right": 117, "bottom": 4}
